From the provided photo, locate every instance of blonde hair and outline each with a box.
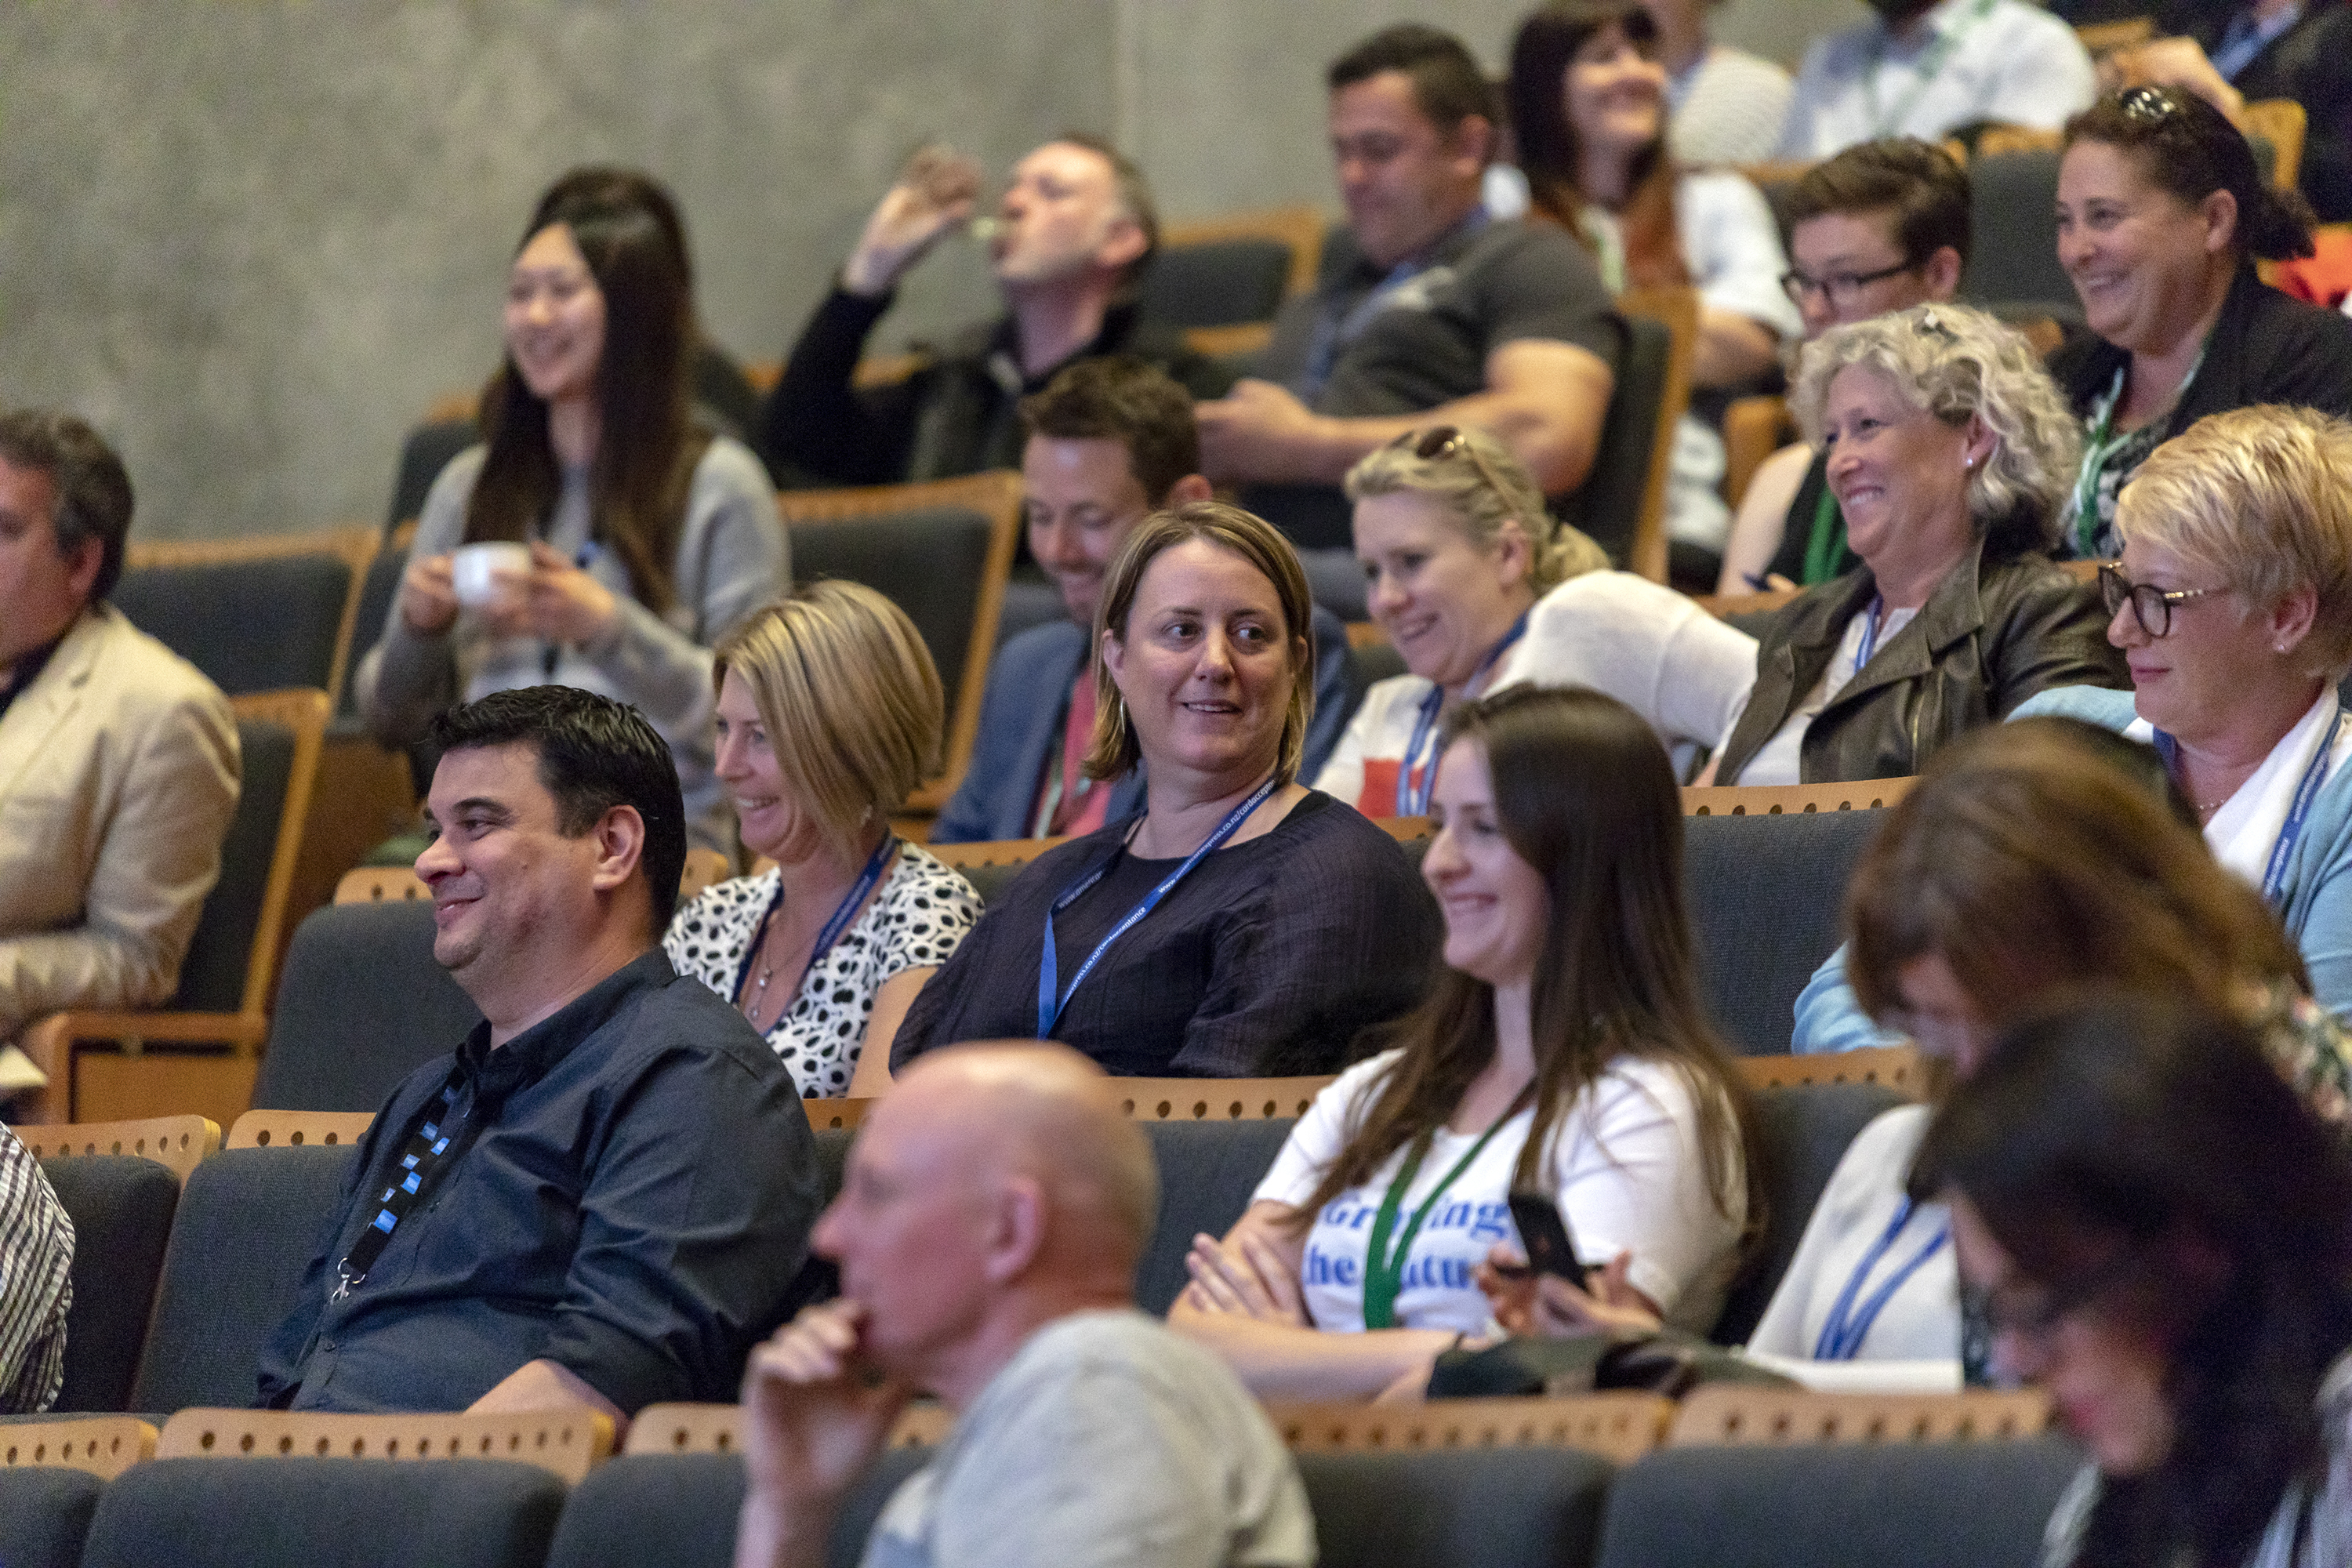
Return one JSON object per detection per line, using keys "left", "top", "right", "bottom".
{"left": 1083, "top": 501, "right": 1314, "bottom": 786}
{"left": 1791, "top": 303, "right": 2082, "bottom": 556}
{"left": 1344, "top": 425, "right": 1605, "bottom": 594}
{"left": 2117, "top": 406, "right": 2352, "bottom": 679}
{"left": 713, "top": 581, "right": 944, "bottom": 861}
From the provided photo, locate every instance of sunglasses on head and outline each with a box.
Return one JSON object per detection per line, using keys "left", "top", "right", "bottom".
{"left": 1388, "top": 425, "right": 1516, "bottom": 503}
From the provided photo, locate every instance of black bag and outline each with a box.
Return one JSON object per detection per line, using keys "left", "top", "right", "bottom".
{"left": 1426, "top": 1328, "right": 1798, "bottom": 1399}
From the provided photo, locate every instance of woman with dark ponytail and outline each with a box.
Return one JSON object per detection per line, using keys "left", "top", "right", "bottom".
{"left": 2049, "top": 87, "right": 2352, "bottom": 560}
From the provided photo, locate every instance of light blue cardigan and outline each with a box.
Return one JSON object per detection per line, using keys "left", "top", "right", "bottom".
{"left": 1792, "top": 685, "right": 2352, "bottom": 1051}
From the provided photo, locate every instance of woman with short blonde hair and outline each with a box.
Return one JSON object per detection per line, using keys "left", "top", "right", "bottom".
{"left": 665, "top": 580, "right": 981, "bottom": 1097}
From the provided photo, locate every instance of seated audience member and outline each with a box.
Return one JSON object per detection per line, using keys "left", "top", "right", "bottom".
{"left": 1515, "top": 720, "right": 2350, "bottom": 1381}
{"left": 0, "top": 409, "right": 238, "bottom": 1102}
{"left": 732, "top": 1043, "right": 1314, "bottom": 1568}
{"left": 0, "top": 1126, "right": 72, "bottom": 1412}
{"left": 2050, "top": 88, "right": 2352, "bottom": 560}
{"left": 358, "top": 167, "right": 786, "bottom": 854}
{"left": 1198, "top": 24, "right": 1621, "bottom": 558}
{"left": 1917, "top": 995, "right": 2352, "bottom": 1566}
{"left": 1709, "top": 305, "right": 2127, "bottom": 786}
{"left": 2107, "top": 3, "right": 2352, "bottom": 223}
{"left": 1174, "top": 688, "right": 1751, "bottom": 1399}
{"left": 257, "top": 688, "right": 819, "bottom": 1417}
{"left": 756, "top": 137, "right": 1228, "bottom": 490}
{"left": 930, "top": 358, "right": 1353, "bottom": 844}
{"left": 895, "top": 503, "right": 1439, "bottom": 1079}
{"left": 1318, "top": 426, "right": 1754, "bottom": 809}
{"left": 1777, "top": 0, "right": 2096, "bottom": 160}
{"left": 664, "top": 584, "right": 982, "bottom": 1098}
{"left": 1642, "top": 0, "right": 1792, "bottom": 169}
{"left": 1510, "top": 2, "right": 1803, "bottom": 557}
{"left": 1719, "top": 139, "right": 1971, "bottom": 593}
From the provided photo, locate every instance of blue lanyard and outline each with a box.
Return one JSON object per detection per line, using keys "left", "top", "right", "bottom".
{"left": 1813, "top": 1196, "right": 1951, "bottom": 1361}
{"left": 728, "top": 834, "right": 898, "bottom": 1008}
{"left": 1853, "top": 596, "right": 1888, "bottom": 673}
{"left": 1036, "top": 776, "right": 1279, "bottom": 1036}
{"left": 2156, "top": 702, "right": 2344, "bottom": 909}
{"left": 1394, "top": 613, "right": 1530, "bottom": 817}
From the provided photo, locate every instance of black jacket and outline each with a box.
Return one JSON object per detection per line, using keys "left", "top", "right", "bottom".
{"left": 1717, "top": 536, "right": 2129, "bottom": 786}
{"left": 757, "top": 287, "right": 1232, "bottom": 488}
{"left": 2164, "top": 1, "right": 2352, "bottom": 221}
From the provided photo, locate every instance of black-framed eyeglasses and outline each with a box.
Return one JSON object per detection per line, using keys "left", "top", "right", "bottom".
{"left": 2098, "top": 563, "right": 2224, "bottom": 637}
{"left": 1780, "top": 261, "right": 1915, "bottom": 308}
{"left": 1388, "top": 424, "right": 1516, "bottom": 503}
{"left": 1964, "top": 1241, "right": 2147, "bottom": 1351}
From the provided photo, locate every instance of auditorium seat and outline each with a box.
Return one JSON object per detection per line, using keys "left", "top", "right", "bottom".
{"left": 1136, "top": 1118, "right": 1297, "bottom": 1316}
{"left": 248, "top": 899, "right": 481, "bottom": 1112}
{"left": 546, "top": 1447, "right": 925, "bottom": 1568}
{"left": 37, "top": 1156, "right": 182, "bottom": 1413}
{"left": 1560, "top": 307, "right": 1678, "bottom": 576}
{"left": 1301, "top": 1446, "right": 1616, "bottom": 1568}
{"left": 1682, "top": 807, "right": 1883, "bottom": 1055}
{"left": 0, "top": 1465, "right": 103, "bottom": 1568}
{"left": 112, "top": 539, "right": 364, "bottom": 702}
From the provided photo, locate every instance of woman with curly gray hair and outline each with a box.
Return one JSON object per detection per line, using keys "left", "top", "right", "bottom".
{"left": 1710, "top": 303, "right": 2128, "bottom": 786}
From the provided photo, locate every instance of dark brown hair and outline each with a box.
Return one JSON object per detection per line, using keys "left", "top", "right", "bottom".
{"left": 0, "top": 408, "right": 134, "bottom": 601}
{"left": 1328, "top": 23, "right": 1497, "bottom": 147}
{"left": 1018, "top": 356, "right": 1199, "bottom": 506}
{"left": 1294, "top": 686, "right": 1748, "bottom": 1225}
{"left": 1509, "top": 2, "right": 1688, "bottom": 291}
{"left": 464, "top": 166, "right": 712, "bottom": 614}
{"left": 2063, "top": 88, "right": 2317, "bottom": 263}
{"left": 1782, "top": 136, "right": 1973, "bottom": 269}
{"left": 1044, "top": 132, "right": 1161, "bottom": 289}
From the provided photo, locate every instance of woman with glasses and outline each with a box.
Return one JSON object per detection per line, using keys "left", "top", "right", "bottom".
{"left": 1174, "top": 686, "right": 1750, "bottom": 1401}
{"left": 1506, "top": 1, "right": 1802, "bottom": 559}
{"left": 1496, "top": 718, "right": 2350, "bottom": 1381}
{"left": 1317, "top": 424, "right": 1756, "bottom": 812}
{"left": 1708, "top": 304, "right": 2126, "bottom": 786}
{"left": 1917, "top": 994, "right": 2352, "bottom": 1566}
{"left": 2049, "top": 85, "right": 2352, "bottom": 561}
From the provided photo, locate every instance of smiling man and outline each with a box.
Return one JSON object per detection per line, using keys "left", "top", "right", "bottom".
{"left": 758, "top": 136, "right": 1230, "bottom": 489}
{"left": 257, "top": 687, "right": 819, "bottom": 1417}
{"left": 929, "top": 358, "right": 1352, "bottom": 844}
{"left": 1196, "top": 24, "right": 1620, "bottom": 557}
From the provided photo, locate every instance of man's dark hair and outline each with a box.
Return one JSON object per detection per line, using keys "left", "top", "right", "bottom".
{"left": 1047, "top": 131, "right": 1162, "bottom": 289}
{"left": 1327, "top": 24, "right": 1496, "bottom": 142}
{"left": 0, "top": 408, "right": 135, "bottom": 602}
{"left": 1018, "top": 357, "right": 1200, "bottom": 505}
{"left": 1782, "top": 137, "right": 1973, "bottom": 270}
{"left": 427, "top": 687, "right": 688, "bottom": 933}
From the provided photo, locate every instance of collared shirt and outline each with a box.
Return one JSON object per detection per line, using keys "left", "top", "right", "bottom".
{"left": 1777, "top": 0, "right": 2096, "bottom": 158}
{"left": 0, "top": 1126, "right": 72, "bottom": 1414}
{"left": 2213, "top": 2, "right": 2303, "bottom": 81}
{"left": 0, "top": 626, "right": 69, "bottom": 723}
{"left": 256, "top": 949, "right": 821, "bottom": 1414}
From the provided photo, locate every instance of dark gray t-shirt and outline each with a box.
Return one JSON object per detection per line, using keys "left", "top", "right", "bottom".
{"left": 863, "top": 1310, "right": 1315, "bottom": 1568}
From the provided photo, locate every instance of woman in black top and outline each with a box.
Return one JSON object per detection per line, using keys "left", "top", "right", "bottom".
{"left": 894, "top": 501, "right": 1439, "bottom": 1078}
{"left": 2049, "top": 86, "right": 2352, "bottom": 560}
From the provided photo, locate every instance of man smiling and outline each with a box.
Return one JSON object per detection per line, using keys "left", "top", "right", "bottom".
{"left": 257, "top": 687, "right": 818, "bottom": 1416}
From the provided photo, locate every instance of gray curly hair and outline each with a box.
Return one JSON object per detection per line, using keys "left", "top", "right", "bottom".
{"left": 1791, "top": 303, "right": 2082, "bottom": 557}
{"left": 1342, "top": 424, "right": 1606, "bottom": 595}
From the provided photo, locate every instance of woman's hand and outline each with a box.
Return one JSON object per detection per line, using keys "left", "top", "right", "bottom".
{"left": 1476, "top": 1245, "right": 1663, "bottom": 1338}
{"left": 397, "top": 554, "right": 460, "bottom": 636}
{"left": 489, "top": 539, "right": 619, "bottom": 646}
{"left": 1180, "top": 1225, "right": 1308, "bottom": 1325}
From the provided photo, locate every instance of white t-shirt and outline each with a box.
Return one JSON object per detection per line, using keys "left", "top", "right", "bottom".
{"left": 1729, "top": 602, "right": 1919, "bottom": 787}
{"left": 1777, "top": 0, "right": 2096, "bottom": 159}
{"left": 1253, "top": 1048, "right": 1748, "bottom": 1335}
{"left": 1315, "top": 571, "right": 1759, "bottom": 812}
{"left": 1669, "top": 46, "right": 1795, "bottom": 169}
{"left": 1748, "top": 1105, "right": 1962, "bottom": 1365}
{"left": 2125, "top": 688, "right": 2352, "bottom": 893}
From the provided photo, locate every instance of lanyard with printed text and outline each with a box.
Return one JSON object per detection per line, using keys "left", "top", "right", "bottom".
{"left": 729, "top": 835, "right": 898, "bottom": 1009}
{"left": 333, "top": 1066, "right": 470, "bottom": 1302}
{"left": 1813, "top": 1196, "right": 1951, "bottom": 1360}
{"left": 1035, "top": 776, "right": 1278, "bottom": 1037}
{"left": 1360, "top": 1084, "right": 1534, "bottom": 1329}
{"left": 1395, "top": 613, "right": 1530, "bottom": 817}
{"left": 2157, "top": 702, "right": 2343, "bottom": 909}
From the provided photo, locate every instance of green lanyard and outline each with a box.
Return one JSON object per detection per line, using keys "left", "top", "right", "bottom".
{"left": 1802, "top": 484, "right": 1851, "bottom": 586}
{"left": 2067, "top": 343, "right": 2207, "bottom": 557}
{"left": 1360, "top": 1085, "right": 1533, "bottom": 1329}
{"left": 1864, "top": 0, "right": 1996, "bottom": 136}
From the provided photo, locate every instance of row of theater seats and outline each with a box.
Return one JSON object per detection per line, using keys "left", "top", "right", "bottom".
{"left": 0, "top": 1383, "right": 2079, "bottom": 1568}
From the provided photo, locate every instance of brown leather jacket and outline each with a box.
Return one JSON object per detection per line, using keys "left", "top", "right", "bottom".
{"left": 1715, "top": 540, "right": 2128, "bottom": 785}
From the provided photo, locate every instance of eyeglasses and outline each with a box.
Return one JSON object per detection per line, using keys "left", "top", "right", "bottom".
{"left": 1780, "top": 261, "right": 1915, "bottom": 309}
{"left": 2097, "top": 564, "right": 2224, "bottom": 637}
{"left": 1389, "top": 425, "right": 1518, "bottom": 505}
{"left": 2118, "top": 84, "right": 2183, "bottom": 125}
{"left": 1964, "top": 1241, "right": 2146, "bottom": 1353}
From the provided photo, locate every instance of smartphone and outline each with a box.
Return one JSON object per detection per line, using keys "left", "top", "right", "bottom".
{"left": 1507, "top": 1191, "right": 1590, "bottom": 1288}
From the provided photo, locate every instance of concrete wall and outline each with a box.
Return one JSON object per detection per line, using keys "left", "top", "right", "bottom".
{"left": 0, "top": 0, "right": 1865, "bottom": 542}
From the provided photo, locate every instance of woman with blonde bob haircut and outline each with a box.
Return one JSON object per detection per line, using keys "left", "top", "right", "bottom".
{"left": 895, "top": 501, "right": 1441, "bottom": 1078}
{"left": 1319, "top": 423, "right": 1756, "bottom": 810}
{"left": 1710, "top": 303, "right": 2126, "bottom": 786}
{"left": 665, "top": 580, "right": 982, "bottom": 1097}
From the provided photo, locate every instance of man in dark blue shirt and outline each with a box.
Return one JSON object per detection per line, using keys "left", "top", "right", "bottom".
{"left": 257, "top": 687, "right": 820, "bottom": 1417}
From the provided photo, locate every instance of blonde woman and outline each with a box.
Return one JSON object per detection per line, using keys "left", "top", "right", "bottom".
{"left": 1317, "top": 423, "right": 1755, "bottom": 809}
{"left": 664, "top": 582, "right": 982, "bottom": 1097}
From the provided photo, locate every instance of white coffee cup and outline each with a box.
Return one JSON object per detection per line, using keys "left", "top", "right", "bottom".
{"left": 450, "top": 541, "right": 531, "bottom": 609}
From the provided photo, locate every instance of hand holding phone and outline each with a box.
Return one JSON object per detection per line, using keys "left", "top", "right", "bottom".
{"left": 1506, "top": 1191, "right": 1591, "bottom": 1289}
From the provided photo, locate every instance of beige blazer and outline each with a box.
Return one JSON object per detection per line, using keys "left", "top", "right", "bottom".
{"left": 0, "top": 605, "right": 239, "bottom": 1036}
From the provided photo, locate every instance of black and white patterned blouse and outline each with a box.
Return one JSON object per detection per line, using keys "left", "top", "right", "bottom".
{"left": 664, "top": 844, "right": 982, "bottom": 1097}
